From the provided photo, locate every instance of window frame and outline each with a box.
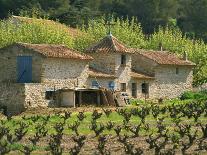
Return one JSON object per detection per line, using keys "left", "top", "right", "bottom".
{"left": 120, "top": 83, "right": 127, "bottom": 92}
{"left": 141, "top": 83, "right": 149, "bottom": 94}
{"left": 176, "top": 67, "right": 179, "bottom": 75}
{"left": 121, "top": 54, "right": 126, "bottom": 65}
{"left": 45, "top": 91, "right": 55, "bottom": 100}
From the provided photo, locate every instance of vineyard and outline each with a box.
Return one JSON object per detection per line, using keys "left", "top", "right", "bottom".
{"left": 0, "top": 100, "right": 207, "bottom": 155}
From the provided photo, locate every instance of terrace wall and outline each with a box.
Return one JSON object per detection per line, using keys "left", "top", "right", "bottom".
{"left": 0, "top": 83, "right": 25, "bottom": 115}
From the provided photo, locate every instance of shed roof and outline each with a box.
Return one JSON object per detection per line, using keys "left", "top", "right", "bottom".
{"left": 133, "top": 49, "right": 196, "bottom": 66}
{"left": 89, "top": 67, "right": 117, "bottom": 78}
{"left": 85, "top": 35, "right": 132, "bottom": 54}
{"left": 131, "top": 70, "right": 155, "bottom": 80}
{"left": 12, "top": 43, "right": 93, "bottom": 60}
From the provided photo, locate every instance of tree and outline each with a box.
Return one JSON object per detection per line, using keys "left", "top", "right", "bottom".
{"left": 177, "top": 0, "right": 207, "bottom": 42}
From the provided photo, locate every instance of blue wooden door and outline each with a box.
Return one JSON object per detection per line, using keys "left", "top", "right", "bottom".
{"left": 17, "top": 56, "right": 32, "bottom": 83}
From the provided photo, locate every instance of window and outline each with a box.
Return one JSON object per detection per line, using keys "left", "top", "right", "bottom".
{"left": 142, "top": 83, "right": 149, "bottom": 94}
{"left": 108, "top": 81, "right": 115, "bottom": 90}
{"left": 121, "top": 54, "right": 126, "bottom": 65}
{"left": 45, "top": 91, "right": 55, "bottom": 100}
{"left": 92, "top": 80, "right": 99, "bottom": 88}
{"left": 176, "top": 68, "right": 179, "bottom": 74}
{"left": 120, "top": 83, "right": 126, "bottom": 92}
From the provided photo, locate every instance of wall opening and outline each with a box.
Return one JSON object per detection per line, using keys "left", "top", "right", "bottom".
{"left": 142, "top": 83, "right": 149, "bottom": 94}
{"left": 121, "top": 54, "right": 126, "bottom": 65}
{"left": 120, "top": 83, "right": 126, "bottom": 92}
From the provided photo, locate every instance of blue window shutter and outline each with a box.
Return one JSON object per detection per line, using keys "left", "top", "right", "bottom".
{"left": 108, "top": 81, "right": 115, "bottom": 90}
{"left": 17, "top": 56, "right": 32, "bottom": 83}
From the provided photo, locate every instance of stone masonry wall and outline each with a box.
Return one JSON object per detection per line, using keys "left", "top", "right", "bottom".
{"left": 88, "top": 53, "right": 116, "bottom": 74}
{"left": 131, "top": 53, "right": 157, "bottom": 75}
{"left": 0, "top": 83, "right": 25, "bottom": 115}
{"left": 24, "top": 58, "right": 90, "bottom": 107}
{"left": 0, "top": 45, "right": 43, "bottom": 83}
{"left": 150, "top": 66, "right": 193, "bottom": 99}
{"left": 129, "top": 78, "right": 154, "bottom": 98}
{"left": 41, "top": 58, "right": 89, "bottom": 87}
{"left": 115, "top": 53, "right": 132, "bottom": 94}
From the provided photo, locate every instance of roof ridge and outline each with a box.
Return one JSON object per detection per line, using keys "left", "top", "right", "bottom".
{"left": 110, "top": 35, "right": 117, "bottom": 51}
{"left": 5, "top": 42, "right": 93, "bottom": 60}
{"left": 133, "top": 49, "right": 195, "bottom": 66}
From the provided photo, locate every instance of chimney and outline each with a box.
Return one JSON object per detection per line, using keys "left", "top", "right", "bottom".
{"left": 159, "top": 42, "right": 163, "bottom": 51}
{"left": 183, "top": 51, "right": 188, "bottom": 61}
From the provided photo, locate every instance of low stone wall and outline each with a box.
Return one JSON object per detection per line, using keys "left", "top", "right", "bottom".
{"left": 0, "top": 83, "right": 25, "bottom": 115}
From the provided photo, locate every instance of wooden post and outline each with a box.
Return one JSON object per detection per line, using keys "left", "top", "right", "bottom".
{"left": 73, "top": 91, "right": 76, "bottom": 108}
{"left": 79, "top": 91, "right": 82, "bottom": 106}
{"left": 97, "top": 91, "right": 101, "bottom": 106}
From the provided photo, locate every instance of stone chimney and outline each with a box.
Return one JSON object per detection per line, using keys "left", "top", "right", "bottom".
{"left": 183, "top": 51, "right": 188, "bottom": 61}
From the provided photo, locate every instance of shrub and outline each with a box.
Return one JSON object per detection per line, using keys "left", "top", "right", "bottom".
{"left": 180, "top": 91, "right": 207, "bottom": 100}
{"left": 129, "top": 99, "right": 145, "bottom": 106}
{"left": 180, "top": 91, "right": 195, "bottom": 100}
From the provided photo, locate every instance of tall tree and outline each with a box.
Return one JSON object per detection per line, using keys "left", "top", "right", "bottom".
{"left": 177, "top": 0, "right": 207, "bottom": 42}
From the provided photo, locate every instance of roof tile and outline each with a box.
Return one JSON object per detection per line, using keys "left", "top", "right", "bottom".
{"left": 89, "top": 67, "right": 116, "bottom": 78}
{"left": 133, "top": 49, "right": 195, "bottom": 66}
{"left": 85, "top": 35, "right": 132, "bottom": 54}
{"left": 16, "top": 43, "right": 93, "bottom": 60}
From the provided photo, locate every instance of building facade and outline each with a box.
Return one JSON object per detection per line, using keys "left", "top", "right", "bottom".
{"left": 0, "top": 35, "right": 195, "bottom": 114}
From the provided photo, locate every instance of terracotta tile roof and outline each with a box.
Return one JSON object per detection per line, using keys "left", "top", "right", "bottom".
{"left": 85, "top": 35, "right": 133, "bottom": 54}
{"left": 89, "top": 67, "right": 116, "bottom": 78}
{"left": 16, "top": 43, "right": 93, "bottom": 60}
{"left": 10, "top": 16, "right": 81, "bottom": 37}
{"left": 131, "top": 70, "right": 155, "bottom": 80}
{"left": 133, "top": 49, "right": 196, "bottom": 66}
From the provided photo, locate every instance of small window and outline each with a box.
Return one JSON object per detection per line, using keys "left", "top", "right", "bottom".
{"left": 142, "top": 83, "right": 149, "bottom": 94}
{"left": 45, "top": 91, "right": 55, "bottom": 100}
{"left": 120, "top": 83, "right": 126, "bottom": 92}
{"left": 92, "top": 80, "right": 99, "bottom": 88}
{"left": 176, "top": 68, "right": 179, "bottom": 74}
{"left": 121, "top": 54, "right": 126, "bottom": 65}
{"left": 108, "top": 81, "right": 115, "bottom": 90}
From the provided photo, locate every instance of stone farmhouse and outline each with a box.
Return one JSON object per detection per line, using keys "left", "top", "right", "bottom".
{"left": 0, "top": 34, "right": 195, "bottom": 114}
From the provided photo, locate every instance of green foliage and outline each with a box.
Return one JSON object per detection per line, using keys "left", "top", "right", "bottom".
{"left": 180, "top": 91, "right": 207, "bottom": 100}
{"left": 129, "top": 99, "right": 145, "bottom": 106}
{"left": 146, "top": 26, "right": 207, "bottom": 85}
{"left": 74, "top": 16, "right": 146, "bottom": 51}
{"left": 0, "top": 17, "right": 74, "bottom": 48}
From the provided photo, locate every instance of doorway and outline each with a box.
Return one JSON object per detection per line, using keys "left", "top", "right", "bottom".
{"left": 17, "top": 56, "right": 32, "bottom": 83}
{"left": 132, "top": 83, "right": 137, "bottom": 98}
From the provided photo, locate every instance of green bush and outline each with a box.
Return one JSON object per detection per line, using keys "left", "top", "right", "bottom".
{"left": 129, "top": 99, "right": 145, "bottom": 106}
{"left": 180, "top": 91, "right": 207, "bottom": 100}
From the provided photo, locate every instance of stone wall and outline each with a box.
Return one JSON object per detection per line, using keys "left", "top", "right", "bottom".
{"left": 132, "top": 53, "right": 157, "bottom": 75}
{"left": 88, "top": 53, "right": 116, "bottom": 74}
{"left": 129, "top": 78, "right": 154, "bottom": 98}
{"left": 0, "top": 83, "right": 25, "bottom": 115}
{"left": 0, "top": 45, "right": 43, "bottom": 83}
{"left": 87, "top": 52, "right": 134, "bottom": 95}
{"left": 41, "top": 58, "right": 89, "bottom": 87}
{"left": 149, "top": 66, "right": 193, "bottom": 98}
{"left": 115, "top": 53, "right": 132, "bottom": 94}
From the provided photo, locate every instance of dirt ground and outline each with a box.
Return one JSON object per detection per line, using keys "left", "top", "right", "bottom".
{"left": 2, "top": 107, "right": 207, "bottom": 155}
{"left": 6, "top": 135, "right": 207, "bottom": 155}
